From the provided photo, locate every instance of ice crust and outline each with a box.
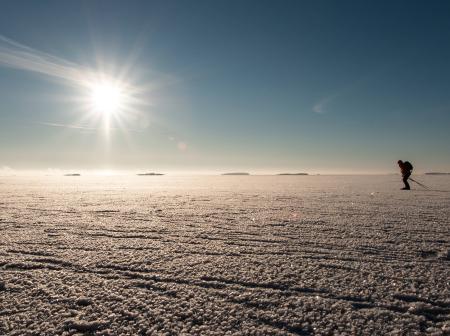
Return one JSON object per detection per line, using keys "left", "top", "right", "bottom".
{"left": 0, "top": 175, "right": 449, "bottom": 335}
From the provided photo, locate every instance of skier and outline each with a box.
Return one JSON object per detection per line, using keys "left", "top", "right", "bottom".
{"left": 397, "top": 160, "right": 413, "bottom": 190}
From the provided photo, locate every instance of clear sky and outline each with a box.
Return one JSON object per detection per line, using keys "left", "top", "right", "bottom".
{"left": 1, "top": 0, "right": 449, "bottom": 174}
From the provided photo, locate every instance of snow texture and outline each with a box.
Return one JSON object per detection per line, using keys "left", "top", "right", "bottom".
{"left": 0, "top": 175, "right": 449, "bottom": 335}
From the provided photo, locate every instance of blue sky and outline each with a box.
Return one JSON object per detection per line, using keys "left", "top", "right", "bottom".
{"left": 0, "top": 0, "right": 449, "bottom": 174}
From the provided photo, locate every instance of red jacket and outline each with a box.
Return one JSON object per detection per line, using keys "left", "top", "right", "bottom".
{"left": 398, "top": 162, "right": 412, "bottom": 176}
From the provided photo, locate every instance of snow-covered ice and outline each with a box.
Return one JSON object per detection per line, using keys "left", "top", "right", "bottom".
{"left": 0, "top": 175, "right": 449, "bottom": 335}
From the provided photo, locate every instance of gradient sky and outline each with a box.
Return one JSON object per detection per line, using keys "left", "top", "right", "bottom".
{"left": 1, "top": 0, "right": 450, "bottom": 174}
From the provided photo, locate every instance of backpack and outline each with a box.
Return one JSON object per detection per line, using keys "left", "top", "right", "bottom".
{"left": 404, "top": 161, "right": 413, "bottom": 171}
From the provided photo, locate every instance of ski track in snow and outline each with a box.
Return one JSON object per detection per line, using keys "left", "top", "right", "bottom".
{"left": 0, "top": 175, "right": 449, "bottom": 335}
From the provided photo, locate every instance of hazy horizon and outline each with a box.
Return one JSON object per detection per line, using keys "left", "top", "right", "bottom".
{"left": 0, "top": 166, "right": 442, "bottom": 176}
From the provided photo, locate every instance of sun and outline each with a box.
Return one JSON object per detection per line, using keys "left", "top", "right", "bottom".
{"left": 89, "top": 80, "right": 124, "bottom": 115}
{"left": 79, "top": 72, "right": 140, "bottom": 133}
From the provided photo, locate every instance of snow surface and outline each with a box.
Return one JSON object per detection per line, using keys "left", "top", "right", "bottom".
{"left": 0, "top": 175, "right": 449, "bottom": 335}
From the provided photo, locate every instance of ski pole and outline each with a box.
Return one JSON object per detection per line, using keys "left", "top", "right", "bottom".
{"left": 409, "top": 177, "right": 430, "bottom": 189}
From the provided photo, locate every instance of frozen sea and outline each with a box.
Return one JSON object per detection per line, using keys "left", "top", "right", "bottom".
{"left": 0, "top": 175, "right": 449, "bottom": 335}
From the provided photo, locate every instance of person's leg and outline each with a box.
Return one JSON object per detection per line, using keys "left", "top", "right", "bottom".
{"left": 403, "top": 173, "right": 411, "bottom": 190}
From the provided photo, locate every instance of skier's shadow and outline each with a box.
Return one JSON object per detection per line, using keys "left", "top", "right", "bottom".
{"left": 414, "top": 189, "right": 450, "bottom": 193}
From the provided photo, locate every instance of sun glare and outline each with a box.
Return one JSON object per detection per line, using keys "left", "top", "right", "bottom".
{"left": 89, "top": 80, "right": 124, "bottom": 115}
{"left": 79, "top": 72, "right": 142, "bottom": 134}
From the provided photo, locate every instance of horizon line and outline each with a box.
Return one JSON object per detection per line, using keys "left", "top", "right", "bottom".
{"left": 0, "top": 168, "right": 436, "bottom": 177}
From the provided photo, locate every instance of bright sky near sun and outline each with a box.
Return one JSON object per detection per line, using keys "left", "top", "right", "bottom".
{"left": 0, "top": 0, "right": 450, "bottom": 174}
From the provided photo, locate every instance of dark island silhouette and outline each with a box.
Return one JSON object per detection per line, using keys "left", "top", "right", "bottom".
{"left": 137, "top": 172, "right": 165, "bottom": 176}
{"left": 64, "top": 173, "right": 81, "bottom": 176}
{"left": 221, "top": 172, "right": 250, "bottom": 176}
{"left": 277, "top": 173, "right": 309, "bottom": 176}
{"left": 425, "top": 172, "right": 450, "bottom": 175}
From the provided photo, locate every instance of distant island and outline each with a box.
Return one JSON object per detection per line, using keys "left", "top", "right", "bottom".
{"left": 64, "top": 173, "right": 81, "bottom": 176}
{"left": 222, "top": 172, "right": 250, "bottom": 176}
{"left": 137, "top": 172, "right": 165, "bottom": 176}
{"left": 277, "top": 173, "right": 309, "bottom": 175}
{"left": 425, "top": 172, "right": 450, "bottom": 175}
